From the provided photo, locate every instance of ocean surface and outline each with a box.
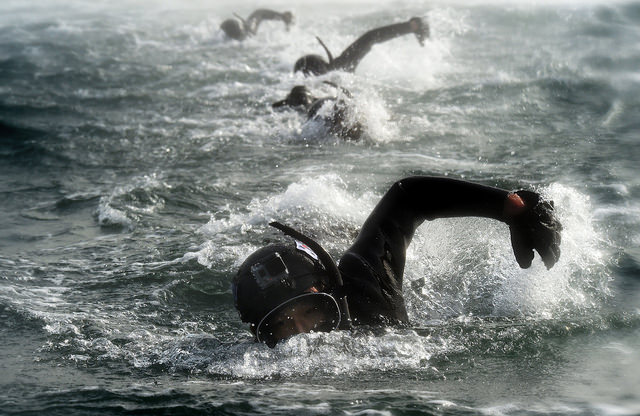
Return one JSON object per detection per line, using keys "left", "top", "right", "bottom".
{"left": 1, "top": 0, "right": 639, "bottom": 414}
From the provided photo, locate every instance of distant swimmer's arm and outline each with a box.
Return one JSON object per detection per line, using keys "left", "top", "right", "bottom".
{"left": 344, "top": 177, "right": 561, "bottom": 280}
{"left": 316, "top": 37, "right": 334, "bottom": 64}
{"left": 247, "top": 9, "right": 294, "bottom": 34}
{"left": 331, "top": 17, "right": 430, "bottom": 72}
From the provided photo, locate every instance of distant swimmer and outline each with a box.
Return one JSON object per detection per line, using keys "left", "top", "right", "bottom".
{"left": 232, "top": 177, "right": 563, "bottom": 347}
{"left": 294, "top": 17, "right": 429, "bottom": 76}
{"left": 220, "top": 9, "right": 294, "bottom": 41}
{"left": 272, "top": 82, "right": 364, "bottom": 140}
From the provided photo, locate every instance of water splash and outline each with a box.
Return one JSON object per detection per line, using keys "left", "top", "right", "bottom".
{"left": 96, "top": 173, "right": 168, "bottom": 230}
{"left": 404, "top": 183, "right": 610, "bottom": 324}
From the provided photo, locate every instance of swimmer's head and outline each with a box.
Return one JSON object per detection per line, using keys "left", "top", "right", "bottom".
{"left": 232, "top": 242, "right": 341, "bottom": 347}
{"left": 220, "top": 19, "right": 246, "bottom": 41}
{"left": 294, "top": 54, "right": 330, "bottom": 76}
{"left": 272, "top": 86, "right": 314, "bottom": 109}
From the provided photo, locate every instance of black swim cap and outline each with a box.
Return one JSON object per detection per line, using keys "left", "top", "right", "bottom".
{"left": 220, "top": 19, "right": 246, "bottom": 41}
{"left": 272, "top": 86, "right": 314, "bottom": 109}
{"left": 293, "top": 54, "right": 330, "bottom": 76}
{"left": 232, "top": 242, "right": 335, "bottom": 329}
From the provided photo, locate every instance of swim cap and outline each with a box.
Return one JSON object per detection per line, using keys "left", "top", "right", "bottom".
{"left": 272, "top": 86, "right": 314, "bottom": 109}
{"left": 220, "top": 19, "right": 246, "bottom": 41}
{"left": 293, "top": 54, "right": 330, "bottom": 76}
{"left": 233, "top": 242, "right": 336, "bottom": 329}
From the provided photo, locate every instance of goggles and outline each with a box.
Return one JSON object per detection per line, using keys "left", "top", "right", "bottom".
{"left": 256, "top": 292, "right": 341, "bottom": 347}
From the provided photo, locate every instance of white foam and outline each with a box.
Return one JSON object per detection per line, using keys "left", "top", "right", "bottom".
{"left": 202, "top": 328, "right": 438, "bottom": 378}
{"left": 95, "top": 173, "right": 168, "bottom": 230}
{"left": 593, "top": 403, "right": 640, "bottom": 416}
{"left": 192, "top": 174, "right": 376, "bottom": 268}
{"left": 356, "top": 9, "right": 463, "bottom": 91}
{"left": 179, "top": 240, "right": 257, "bottom": 269}
{"left": 96, "top": 198, "right": 133, "bottom": 229}
{"left": 404, "top": 183, "right": 610, "bottom": 323}
{"left": 200, "top": 174, "right": 373, "bottom": 236}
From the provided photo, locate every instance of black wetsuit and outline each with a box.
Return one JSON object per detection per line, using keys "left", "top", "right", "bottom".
{"left": 295, "top": 17, "right": 428, "bottom": 76}
{"left": 273, "top": 85, "right": 364, "bottom": 140}
{"left": 337, "top": 177, "right": 511, "bottom": 327}
{"left": 247, "top": 9, "right": 292, "bottom": 34}
{"left": 331, "top": 19, "right": 425, "bottom": 72}
{"left": 221, "top": 9, "right": 292, "bottom": 41}
{"left": 234, "top": 176, "right": 560, "bottom": 346}
{"left": 307, "top": 97, "right": 364, "bottom": 140}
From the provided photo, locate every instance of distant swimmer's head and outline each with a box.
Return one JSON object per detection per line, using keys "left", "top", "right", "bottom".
{"left": 272, "top": 86, "right": 314, "bottom": 109}
{"left": 409, "top": 17, "right": 429, "bottom": 46}
{"left": 282, "top": 11, "right": 294, "bottom": 30}
{"left": 220, "top": 19, "right": 246, "bottom": 41}
{"left": 294, "top": 54, "right": 330, "bottom": 77}
{"left": 233, "top": 242, "right": 341, "bottom": 347}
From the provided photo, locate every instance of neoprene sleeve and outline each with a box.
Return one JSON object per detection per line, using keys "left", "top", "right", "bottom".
{"left": 337, "top": 177, "right": 509, "bottom": 326}
{"left": 331, "top": 20, "right": 417, "bottom": 72}
{"left": 246, "top": 9, "right": 288, "bottom": 34}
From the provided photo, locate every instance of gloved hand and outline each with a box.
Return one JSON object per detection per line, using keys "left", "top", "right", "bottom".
{"left": 409, "top": 17, "right": 430, "bottom": 46}
{"left": 505, "top": 190, "right": 562, "bottom": 269}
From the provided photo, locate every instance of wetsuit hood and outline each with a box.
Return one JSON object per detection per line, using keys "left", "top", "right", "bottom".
{"left": 272, "top": 86, "right": 314, "bottom": 109}
{"left": 220, "top": 19, "right": 246, "bottom": 41}
{"left": 294, "top": 54, "right": 330, "bottom": 76}
{"left": 233, "top": 222, "right": 351, "bottom": 346}
{"left": 233, "top": 242, "right": 331, "bottom": 327}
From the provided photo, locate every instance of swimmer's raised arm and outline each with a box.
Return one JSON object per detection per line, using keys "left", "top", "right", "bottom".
{"left": 315, "top": 37, "right": 334, "bottom": 64}
{"left": 247, "top": 9, "right": 294, "bottom": 34}
{"left": 234, "top": 176, "right": 562, "bottom": 343}
{"left": 294, "top": 17, "right": 429, "bottom": 76}
{"left": 331, "top": 17, "right": 430, "bottom": 72}
{"left": 221, "top": 9, "right": 293, "bottom": 40}
{"left": 341, "top": 177, "right": 562, "bottom": 287}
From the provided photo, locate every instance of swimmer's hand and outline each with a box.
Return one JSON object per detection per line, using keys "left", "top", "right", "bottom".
{"left": 505, "top": 191, "right": 562, "bottom": 269}
{"left": 409, "top": 17, "right": 429, "bottom": 46}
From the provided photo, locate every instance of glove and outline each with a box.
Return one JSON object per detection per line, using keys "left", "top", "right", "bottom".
{"left": 409, "top": 17, "right": 429, "bottom": 46}
{"left": 506, "top": 190, "right": 562, "bottom": 269}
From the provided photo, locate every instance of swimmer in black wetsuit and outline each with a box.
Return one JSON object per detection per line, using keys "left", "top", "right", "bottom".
{"left": 220, "top": 9, "right": 294, "bottom": 41}
{"left": 272, "top": 83, "right": 364, "bottom": 140}
{"left": 294, "top": 17, "right": 429, "bottom": 76}
{"left": 232, "top": 177, "right": 563, "bottom": 347}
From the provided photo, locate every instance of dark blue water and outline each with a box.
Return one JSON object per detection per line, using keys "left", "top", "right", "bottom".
{"left": 1, "top": 0, "right": 639, "bottom": 414}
